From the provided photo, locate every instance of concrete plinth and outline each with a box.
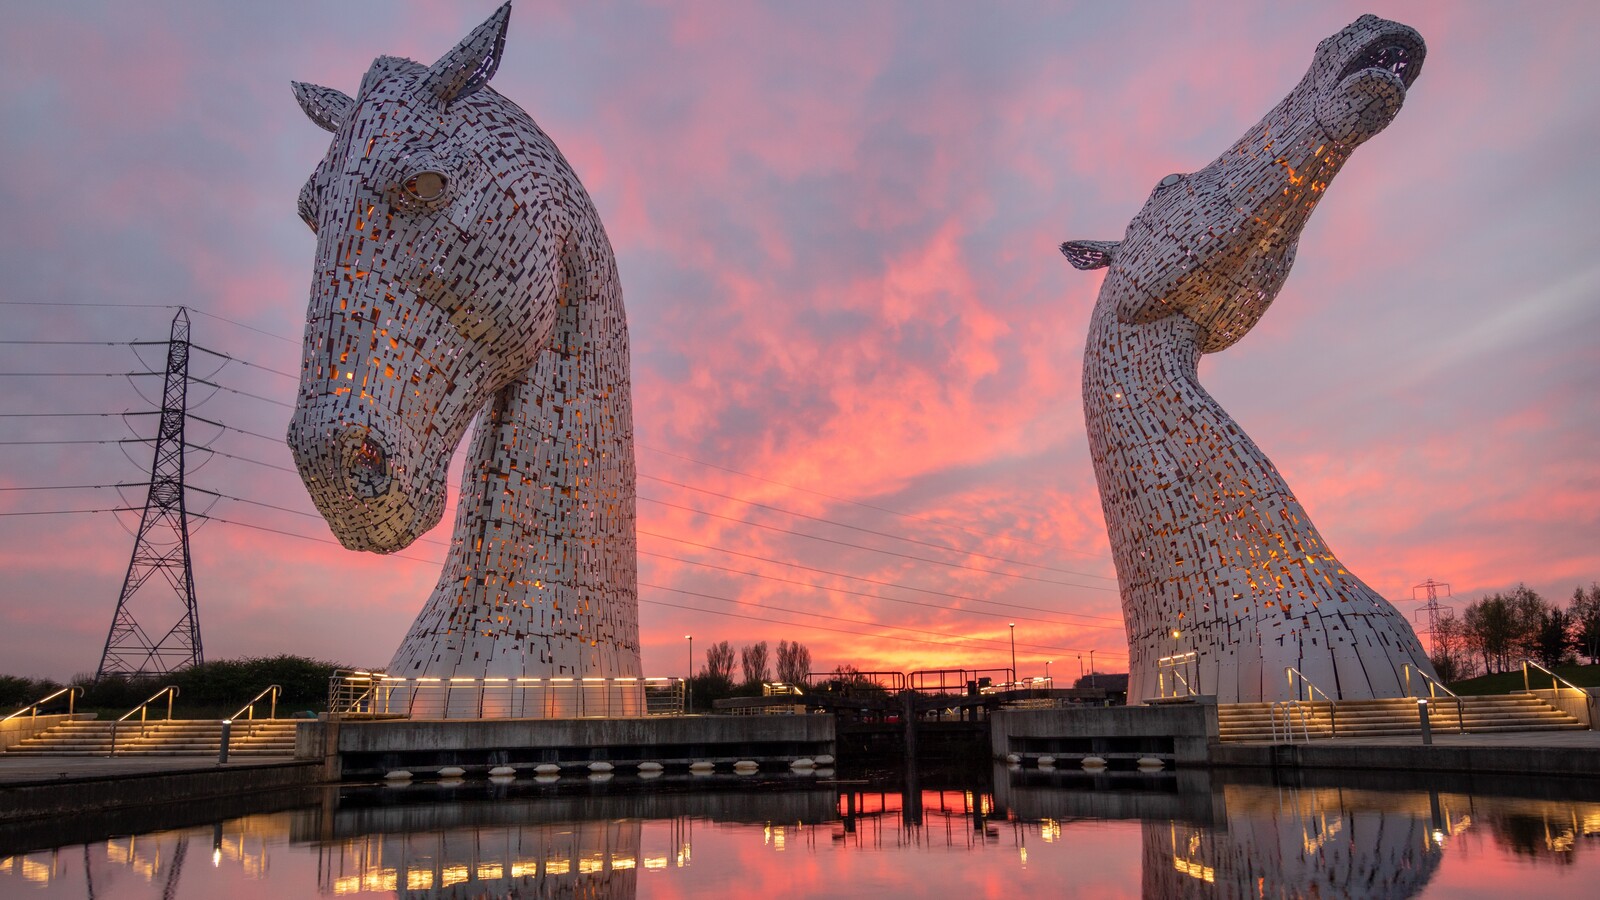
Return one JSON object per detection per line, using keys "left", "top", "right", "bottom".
{"left": 301, "top": 715, "right": 837, "bottom": 780}
{"left": 990, "top": 700, "right": 1217, "bottom": 767}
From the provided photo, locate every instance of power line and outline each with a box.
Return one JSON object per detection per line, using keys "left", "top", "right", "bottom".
{"left": 0, "top": 301, "right": 299, "bottom": 346}
{"left": 640, "top": 591, "right": 1125, "bottom": 659}
{"left": 0, "top": 438, "right": 150, "bottom": 446}
{"left": 0, "top": 371, "right": 160, "bottom": 377}
{"left": 640, "top": 494, "right": 1110, "bottom": 591}
{"left": 0, "top": 482, "right": 148, "bottom": 492}
{"left": 0, "top": 506, "right": 139, "bottom": 517}
{"left": 186, "top": 375, "right": 293, "bottom": 408}
{"left": 640, "top": 441, "right": 1105, "bottom": 560}
{"left": 184, "top": 343, "right": 299, "bottom": 380}
{"left": 0, "top": 340, "right": 134, "bottom": 346}
{"left": 639, "top": 581, "right": 1112, "bottom": 656}
{"left": 641, "top": 471, "right": 1113, "bottom": 581}
{"left": 0, "top": 412, "right": 158, "bottom": 418}
{"left": 639, "top": 547, "right": 1121, "bottom": 631}
{"left": 639, "top": 530, "right": 1118, "bottom": 619}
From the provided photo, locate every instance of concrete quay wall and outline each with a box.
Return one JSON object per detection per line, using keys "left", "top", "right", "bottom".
{"left": 302, "top": 714, "right": 837, "bottom": 780}
{"left": 990, "top": 701, "right": 1216, "bottom": 766}
{"left": 1211, "top": 740, "right": 1600, "bottom": 777}
{"left": 0, "top": 714, "right": 84, "bottom": 752}
{"left": 0, "top": 760, "right": 320, "bottom": 826}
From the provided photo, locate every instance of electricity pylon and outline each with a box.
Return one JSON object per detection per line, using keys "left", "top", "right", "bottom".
{"left": 96, "top": 308, "right": 203, "bottom": 678}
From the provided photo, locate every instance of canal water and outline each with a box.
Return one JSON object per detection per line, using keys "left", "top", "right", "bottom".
{"left": 4, "top": 766, "right": 1599, "bottom": 898}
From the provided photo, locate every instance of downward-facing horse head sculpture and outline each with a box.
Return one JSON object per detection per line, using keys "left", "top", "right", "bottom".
{"left": 1063, "top": 15, "right": 1435, "bottom": 704}
{"left": 287, "top": 4, "right": 640, "bottom": 714}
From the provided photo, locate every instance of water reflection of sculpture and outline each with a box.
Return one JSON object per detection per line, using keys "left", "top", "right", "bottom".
{"left": 1063, "top": 15, "right": 1436, "bottom": 702}
{"left": 320, "top": 821, "right": 643, "bottom": 899}
{"left": 1142, "top": 786, "right": 1444, "bottom": 899}
{"left": 285, "top": 3, "right": 640, "bottom": 717}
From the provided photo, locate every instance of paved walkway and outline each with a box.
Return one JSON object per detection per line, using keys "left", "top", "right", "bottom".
{"left": 0, "top": 755, "right": 306, "bottom": 787}
{"left": 1227, "top": 729, "right": 1600, "bottom": 748}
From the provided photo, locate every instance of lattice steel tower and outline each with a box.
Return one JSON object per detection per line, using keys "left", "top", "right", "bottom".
{"left": 1411, "top": 579, "right": 1452, "bottom": 657}
{"left": 97, "top": 308, "right": 203, "bottom": 677}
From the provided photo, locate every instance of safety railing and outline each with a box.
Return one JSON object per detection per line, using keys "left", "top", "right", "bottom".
{"left": 328, "top": 669, "right": 382, "bottom": 716}
{"left": 1284, "top": 667, "right": 1337, "bottom": 737}
{"left": 3, "top": 686, "right": 81, "bottom": 722}
{"left": 1404, "top": 664, "right": 1465, "bottom": 733}
{"left": 907, "top": 668, "right": 1012, "bottom": 695}
{"left": 1522, "top": 659, "right": 1589, "bottom": 699}
{"left": 1157, "top": 651, "right": 1199, "bottom": 699}
{"left": 328, "top": 672, "right": 685, "bottom": 719}
{"left": 226, "top": 685, "right": 282, "bottom": 737}
{"left": 110, "top": 685, "right": 178, "bottom": 756}
{"left": 1271, "top": 700, "right": 1312, "bottom": 742}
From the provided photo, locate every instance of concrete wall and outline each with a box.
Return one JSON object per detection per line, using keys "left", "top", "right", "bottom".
{"left": 0, "top": 714, "right": 84, "bottom": 752}
{"left": 303, "top": 714, "right": 836, "bottom": 779}
{"left": 0, "top": 761, "right": 320, "bottom": 826}
{"left": 990, "top": 700, "right": 1216, "bottom": 766}
{"left": 1526, "top": 688, "right": 1595, "bottom": 728}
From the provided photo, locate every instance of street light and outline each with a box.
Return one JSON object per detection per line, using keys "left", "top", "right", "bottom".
{"left": 1008, "top": 623, "right": 1017, "bottom": 684}
{"left": 1089, "top": 649, "right": 1096, "bottom": 688}
{"left": 1046, "top": 660, "right": 1052, "bottom": 684}
{"left": 685, "top": 634, "right": 693, "bottom": 713}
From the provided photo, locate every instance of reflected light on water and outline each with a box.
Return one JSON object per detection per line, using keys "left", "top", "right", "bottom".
{"left": 8, "top": 776, "right": 1600, "bottom": 897}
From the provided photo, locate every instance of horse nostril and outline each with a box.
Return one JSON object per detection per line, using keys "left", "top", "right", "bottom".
{"left": 347, "top": 435, "right": 390, "bottom": 499}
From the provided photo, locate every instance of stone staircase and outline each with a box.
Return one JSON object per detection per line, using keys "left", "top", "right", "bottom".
{"left": 1217, "top": 693, "right": 1587, "bottom": 743}
{"left": 4, "top": 719, "right": 299, "bottom": 757}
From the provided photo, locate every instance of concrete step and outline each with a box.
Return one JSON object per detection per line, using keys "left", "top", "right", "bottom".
{"left": 1217, "top": 692, "right": 1585, "bottom": 742}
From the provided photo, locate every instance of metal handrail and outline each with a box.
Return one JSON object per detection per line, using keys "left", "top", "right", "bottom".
{"left": 1522, "top": 659, "right": 1589, "bottom": 698}
{"left": 3, "top": 686, "right": 81, "bottom": 722}
{"left": 226, "top": 685, "right": 281, "bottom": 737}
{"left": 1271, "top": 700, "right": 1311, "bottom": 742}
{"left": 1404, "top": 664, "right": 1465, "bottom": 733}
{"left": 1403, "top": 663, "right": 1460, "bottom": 699}
{"left": 110, "top": 685, "right": 178, "bottom": 756}
{"left": 1157, "top": 651, "right": 1199, "bottom": 699}
{"left": 1284, "top": 668, "right": 1337, "bottom": 736}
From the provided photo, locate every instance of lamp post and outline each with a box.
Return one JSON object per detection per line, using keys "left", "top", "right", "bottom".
{"left": 1046, "top": 660, "right": 1052, "bottom": 683}
{"left": 1089, "top": 650, "right": 1096, "bottom": 688}
{"left": 1008, "top": 623, "right": 1017, "bottom": 685}
{"left": 685, "top": 634, "right": 693, "bottom": 714}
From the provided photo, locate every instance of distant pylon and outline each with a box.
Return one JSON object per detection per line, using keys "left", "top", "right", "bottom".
{"left": 1411, "top": 578, "right": 1452, "bottom": 657}
{"left": 96, "top": 308, "right": 203, "bottom": 678}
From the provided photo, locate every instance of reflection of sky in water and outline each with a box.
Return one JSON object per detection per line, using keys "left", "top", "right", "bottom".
{"left": 5, "top": 780, "right": 1600, "bottom": 898}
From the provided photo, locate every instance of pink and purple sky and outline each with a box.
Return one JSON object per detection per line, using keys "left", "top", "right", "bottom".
{"left": 1, "top": 1, "right": 1596, "bottom": 683}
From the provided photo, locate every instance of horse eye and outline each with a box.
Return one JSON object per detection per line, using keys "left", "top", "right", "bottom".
{"left": 1158, "top": 173, "right": 1184, "bottom": 189}
{"left": 403, "top": 170, "right": 448, "bottom": 202}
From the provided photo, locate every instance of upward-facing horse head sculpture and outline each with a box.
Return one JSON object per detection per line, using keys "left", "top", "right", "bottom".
{"left": 288, "top": 3, "right": 640, "bottom": 707}
{"left": 1063, "top": 15, "right": 1434, "bottom": 703}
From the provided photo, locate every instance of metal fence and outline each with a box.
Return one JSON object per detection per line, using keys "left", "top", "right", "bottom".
{"left": 327, "top": 671, "right": 685, "bottom": 720}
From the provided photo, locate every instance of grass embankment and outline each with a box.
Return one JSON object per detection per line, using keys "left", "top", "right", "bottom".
{"left": 1448, "top": 663, "right": 1600, "bottom": 696}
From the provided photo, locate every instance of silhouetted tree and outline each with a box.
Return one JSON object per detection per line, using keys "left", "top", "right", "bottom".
{"left": 739, "top": 641, "right": 770, "bottom": 687}
{"left": 776, "top": 640, "right": 812, "bottom": 686}
{"left": 1464, "top": 593, "right": 1517, "bottom": 674}
{"left": 1572, "top": 583, "right": 1600, "bottom": 664}
{"left": 1430, "top": 613, "right": 1474, "bottom": 683}
{"left": 1533, "top": 607, "right": 1575, "bottom": 669}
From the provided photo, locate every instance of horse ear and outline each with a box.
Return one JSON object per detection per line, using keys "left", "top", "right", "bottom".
{"left": 292, "top": 81, "right": 355, "bottom": 133}
{"left": 1060, "top": 240, "right": 1119, "bottom": 270}
{"left": 422, "top": 2, "right": 512, "bottom": 106}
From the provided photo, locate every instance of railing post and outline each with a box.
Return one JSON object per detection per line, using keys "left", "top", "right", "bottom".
{"left": 1419, "top": 699, "right": 1433, "bottom": 745}
{"left": 218, "top": 719, "right": 232, "bottom": 764}
{"left": 1523, "top": 661, "right": 1530, "bottom": 693}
